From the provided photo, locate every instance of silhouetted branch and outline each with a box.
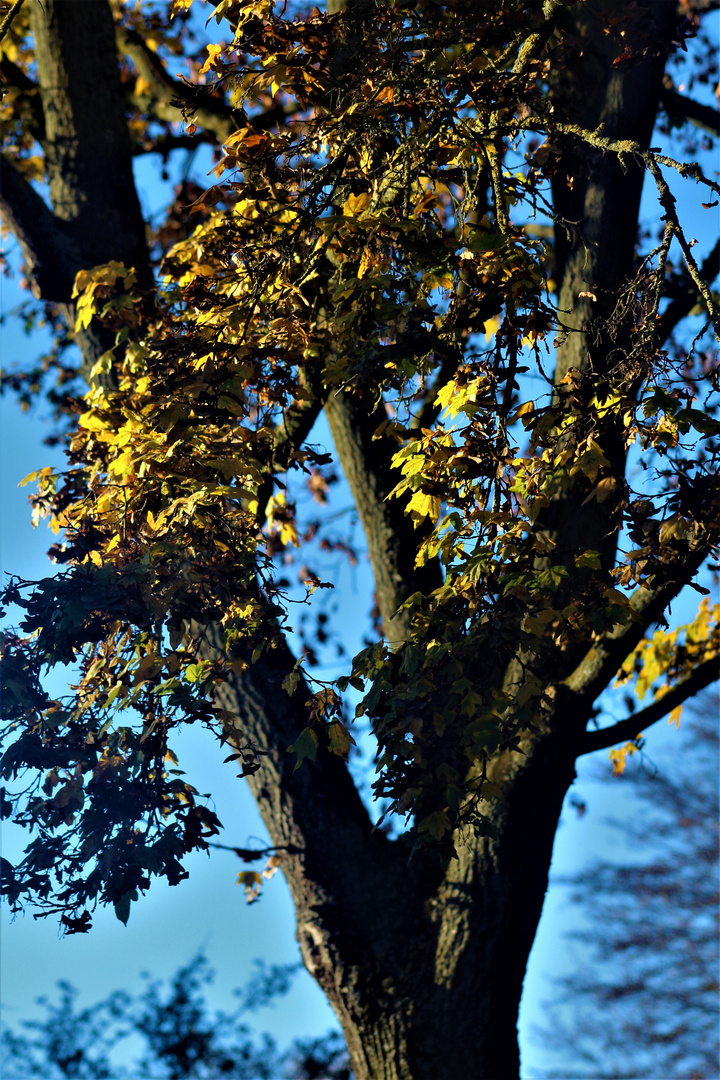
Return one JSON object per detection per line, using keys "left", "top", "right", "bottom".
{"left": 578, "top": 655, "right": 720, "bottom": 755}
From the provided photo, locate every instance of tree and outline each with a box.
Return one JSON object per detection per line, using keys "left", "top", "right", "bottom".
{"left": 0, "top": 1, "right": 718, "bottom": 1077}
{"left": 534, "top": 692, "right": 719, "bottom": 1080}
{"left": 0, "top": 952, "right": 350, "bottom": 1079}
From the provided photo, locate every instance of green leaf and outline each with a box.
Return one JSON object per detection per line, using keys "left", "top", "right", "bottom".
{"left": 418, "top": 810, "right": 451, "bottom": 840}
{"left": 184, "top": 663, "right": 206, "bottom": 683}
{"left": 575, "top": 549, "right": 602, "bottom": 569}
{"left": 114, "top": 891, "right": 136, "bottom": 926}
{"left": 287, "top": 727, "right": 318, "bottom": 770}
{"left": 282, "top": 670, "right": 301, "bottom": 696}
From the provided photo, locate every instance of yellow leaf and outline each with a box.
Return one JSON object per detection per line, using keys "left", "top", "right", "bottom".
{"left": 571, "top": 438, "right": 611, "bottom": 484}
{"left": 280, "top": 521, "right": 299, "bottom": 547}
{"left": 237, "top": 870, "right": 263, "bottom": 902}
{"left": 78, "top": 412, "right": 107, "bottom": 432}
{"left": 668, "top": 704, "right": 682, "bottom": 729}
{"left": 608, "top": 740, "right": 640, "bottom": 776}
{"left": 510, "top": 400, "right": 535, "bottom": 425}
{"left": 422, "top": 269, "right": 454, "bottom": 290}
{"left": 582, "top": 476, "right": 621, "bottom": 505}
{"left": 19, "top": 466, "right": 53, "bottom": 488}
{"left": 483, "top": 316, "right": 500, "bottom": 342}
{"left": 435, "top": 380, "right": 456, "bottom": 412}
{"left": 413, "top": 191, "right": 443, "bottom": 218}
{"left": 343, "top": 193, "right": 371, "bottom": 216}
{"left": 406, "top": 489, "right": 441, "bottom": 526}
{"left": 199, "top": 43, "right": 224, "bottom": 75}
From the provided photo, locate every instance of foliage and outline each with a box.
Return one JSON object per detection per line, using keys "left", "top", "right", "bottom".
{"left": 0, "top": 952, "right": 349, "bottom": 1079}
{"left": 1, "top": 0, "right": 718, "bottom": 927}
{"left": 534, "top": 695, "right": 719, "bottom": 1079}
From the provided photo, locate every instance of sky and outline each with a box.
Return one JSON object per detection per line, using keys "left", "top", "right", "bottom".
{"left": 1, "top": 5, "right": 718, "bottom": 1077}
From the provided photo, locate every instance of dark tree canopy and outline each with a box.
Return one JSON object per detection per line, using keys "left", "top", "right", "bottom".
{"left": 0, "top": 1, "right": 718, "bottom": 1077}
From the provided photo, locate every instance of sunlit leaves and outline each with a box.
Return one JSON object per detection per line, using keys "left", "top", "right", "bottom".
{"left": 608, "top": 739, "right": 642, "bottom": 776}
{"left": 616, "top": 598, "right": 720, "bottom": 703}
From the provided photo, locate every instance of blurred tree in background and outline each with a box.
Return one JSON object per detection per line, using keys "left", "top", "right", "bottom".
{"left": 0, "top": 953, "right": 349, "bottom": 1079}
{"left": 534, "top": 693, "right": 719, "bottom": 1079}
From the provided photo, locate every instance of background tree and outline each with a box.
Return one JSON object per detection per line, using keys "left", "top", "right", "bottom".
{"left": 533, "top": 692, "right": 720, "bottom": 1080}
{"left": 0, "top": 952, "right": 350, "bottom": 1079}
{"left": 0, "top": 2, "right": 719, "bottom": 1078}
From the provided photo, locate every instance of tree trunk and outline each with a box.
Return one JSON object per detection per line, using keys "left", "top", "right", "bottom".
{"left": 197, "top": 618, "right": 579, "bottom": 1080}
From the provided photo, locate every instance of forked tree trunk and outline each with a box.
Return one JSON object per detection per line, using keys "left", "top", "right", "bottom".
{"left": 313, "top": 740, "right": 577, "bottom": 1080}
{"left": 204, "top": 625, "right": 579, "bottom": 1080}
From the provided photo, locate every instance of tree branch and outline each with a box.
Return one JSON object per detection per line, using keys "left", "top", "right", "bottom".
{"left": 660, "top": 87, "right": 720, "bottom": 137}
{"left": 0, "top": 154, "right": 81, "bottom": 300}
{"left": 0, "top": 0, "right": 23, "bottom": 48}
{"left": 193, "top": 624, "right": 410, "bottom": 998}
{"left": 562, "top": 538, "right": 715, "bottom": 710}
{"left": 0, "top": 58, "right": 44, "bottom": 141}
{"left": 645, "top": 156, "right": 720, "bottom": 342}
{"left": 254, "top": 391, "right": 326, "bottom": 521}
{"left": 117, "top": 25, "right": 237, "bottom": 143}
{"left": 133, "top": 131, "right": 215, "bottom": 157}
{"left": 659, "top": 237, "right": 720, "bottom": 344}
{"left": 578, "top": 654, "right": 720, "bottom": 755}
{"left": 30, "top": 0, "right": 152, "bottom": 291}
{"left": 325, "top": 391, "right": 443, "bottom": 644}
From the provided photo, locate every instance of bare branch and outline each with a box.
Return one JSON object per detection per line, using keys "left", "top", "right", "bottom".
{"left": 646, "top": 155, "right": 720, "bottom": 342}
{"left": 133, "top": 131, "right": 214, "bottom": 157}
{"left": 510, "top": 0, "right": 564, "bottom": 75}
{"left": 0, "top": 0, "right": 23, "bottom": 48}
{"left": 659, "top": 237, "right": 720, "bottom": 344}
{"left": 578, "top": 654, "right": 720, "bottom": 755}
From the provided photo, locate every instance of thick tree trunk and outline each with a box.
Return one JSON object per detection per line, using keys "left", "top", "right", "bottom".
{"left": 197, "top": 618, "right": 579, "bottom": 1080}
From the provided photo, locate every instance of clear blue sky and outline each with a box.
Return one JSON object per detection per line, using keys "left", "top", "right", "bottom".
{"left": 1, "top": 7, "right": 718, "bottom": 1075}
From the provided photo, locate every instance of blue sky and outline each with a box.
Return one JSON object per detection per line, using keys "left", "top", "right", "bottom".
{"left": 1, "top": 6, "right": 718, "bottom": 1075}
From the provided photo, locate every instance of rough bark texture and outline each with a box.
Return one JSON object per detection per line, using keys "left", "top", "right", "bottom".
{"left": 1, "top": 3, "right": 707, "bottom": 1078}
{"left": 28, "top": 0, "right": 149, "bottom": 277}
